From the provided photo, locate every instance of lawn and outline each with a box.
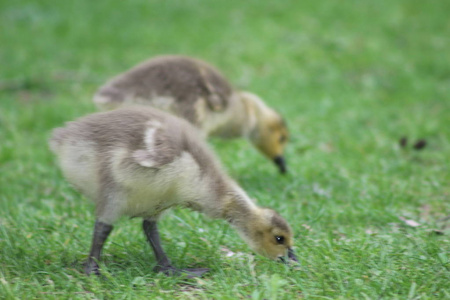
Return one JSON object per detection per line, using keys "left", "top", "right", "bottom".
{"left": 1, "top": 0, "right": 449, "bottom": 299}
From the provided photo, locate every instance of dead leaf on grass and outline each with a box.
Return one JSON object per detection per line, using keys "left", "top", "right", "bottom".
{"left": 365, "top": 228, "right": 377, "bottom": 235}
{"left": 398, "top": 216, "right": 420, "bottom": 227}
{"left": 219, "top": 246, "right": 249, "bottom": 260}
{"left": 301, "top": 224, "right": 312, "bottom": 231}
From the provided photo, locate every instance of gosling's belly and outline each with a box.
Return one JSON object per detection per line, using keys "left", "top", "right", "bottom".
{"left": 123, "top": 182, "right": 180, "bottom": 218}
{"left": 115, "top": 151, "right": 204, "bottom": 219}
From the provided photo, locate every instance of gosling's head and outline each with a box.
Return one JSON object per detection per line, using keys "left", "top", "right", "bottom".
{"left": 239, "top": 92, "right": 289, "bottom": 174}
{"left": 242, "top": 208, "right": 297, "bottom": 262}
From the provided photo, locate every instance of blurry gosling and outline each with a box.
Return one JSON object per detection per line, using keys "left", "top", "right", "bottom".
{"left": 49, "top": 107, "right": 296, "bottom": 277}
{"left": 93, "top": 55, "right": 289, "bottom": 173}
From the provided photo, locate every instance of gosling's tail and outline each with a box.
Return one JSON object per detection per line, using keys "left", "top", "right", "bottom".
{"left": 48, "top": 127, "right": 67, "bottom": 154}
{"left": 93, "top": 87, "right": 126, "bottom": 111}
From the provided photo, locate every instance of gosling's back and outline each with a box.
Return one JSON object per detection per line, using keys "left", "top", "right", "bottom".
{"left": 94, "top": 55, "right": 234, "bottom": 124}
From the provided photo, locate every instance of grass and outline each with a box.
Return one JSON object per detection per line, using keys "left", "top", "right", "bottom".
{"left": 1, "top": 0, "right": 449, "bottom": 298}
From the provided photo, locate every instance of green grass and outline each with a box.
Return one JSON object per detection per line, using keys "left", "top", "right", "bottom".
{"left": 1, "top": 0, "right": 449, "bottom": 298}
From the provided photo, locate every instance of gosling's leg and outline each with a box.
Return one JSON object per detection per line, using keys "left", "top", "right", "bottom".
{"left": 142, "top": 220, "right": 209, "bottom": 278}
{"left": 85, "top": 220, "right": 113, "bottom": 276}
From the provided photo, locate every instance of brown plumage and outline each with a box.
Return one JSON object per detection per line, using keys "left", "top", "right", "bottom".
{"left": 93, "top": 55, "right": 289, "bottom": 173}
{"left": 49, "top": 107, "right": 296, "bottom": 277}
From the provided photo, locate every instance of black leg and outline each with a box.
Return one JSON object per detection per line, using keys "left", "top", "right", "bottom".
{"left": 142, "top": 220, "right": 171, "bottom": 268}
{"left": 143, "top": 220, "right": 208, "bottom": 278}
{"left": 85, "top": 220, "right": 113, "bottom": 276}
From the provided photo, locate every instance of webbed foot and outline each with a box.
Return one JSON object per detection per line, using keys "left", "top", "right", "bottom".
{"left": 84, "top": 260, "right": 102, "bottom": 276}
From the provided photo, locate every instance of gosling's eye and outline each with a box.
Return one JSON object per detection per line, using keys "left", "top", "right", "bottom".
{"left": 275, "top": 236, "right": 285, "bottom": 244}
{"left": 279, "top": 135, "right": 287, "bottom": 143}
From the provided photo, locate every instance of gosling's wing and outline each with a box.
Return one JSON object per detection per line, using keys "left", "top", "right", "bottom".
{"left": 193, "top": 58, "right": 233, "bottom": 112}
{"left": 130, "top": 117, "right": 184, "bottom": 169}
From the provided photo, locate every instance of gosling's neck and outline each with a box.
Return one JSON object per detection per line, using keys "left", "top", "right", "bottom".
{"left": 209, "top": 92, "right": 258, "bottom": 139}
{"left": 218, "top": 184, "right": 261, "bottom": 236}
{"left": 191, "top": 178, "right": 262, "bottom": 242}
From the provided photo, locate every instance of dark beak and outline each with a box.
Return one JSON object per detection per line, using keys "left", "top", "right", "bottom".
{"left": 288, "top": 248, "right": 298, "bottom": 262}
{"left": 278, "top": 248, "right": 298, "bottom": 264}
{"left": 273, "top": 156, "right": 287, "bottom": 174}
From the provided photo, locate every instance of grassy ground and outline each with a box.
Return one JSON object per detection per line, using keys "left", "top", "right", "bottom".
{"left": 1, "top": 0, "right": 449, "bottom": 299}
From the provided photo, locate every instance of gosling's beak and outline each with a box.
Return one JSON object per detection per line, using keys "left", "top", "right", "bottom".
{"left": 288, "top": 248, "right": 298, "bottom": 262}
{"left": 278, "top": 248, "right": 298, "bottom": 264}
{"left": 273, "top": 156, "right": 287, "bottom": 174}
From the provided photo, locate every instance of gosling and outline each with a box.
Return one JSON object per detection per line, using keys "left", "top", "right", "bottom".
{"left": 49, "top": 107, "right": 296, "bottom": 277}
{"left": 93, "top": 55, "right": 289, "bottom": 173}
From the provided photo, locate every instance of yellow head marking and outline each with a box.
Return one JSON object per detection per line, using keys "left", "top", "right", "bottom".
{"left": 239, "top": 91, "right": 289, "bottom": 173}
{"left": 254, "top": 115, "right": 288, "bottom": 159}
{"left": 246, "top": 208, "right": 294, "bottom": 260}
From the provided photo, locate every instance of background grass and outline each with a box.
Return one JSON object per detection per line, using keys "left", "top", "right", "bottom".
{"left": 1, "top": 0, "right": 449, "bottom": 299}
